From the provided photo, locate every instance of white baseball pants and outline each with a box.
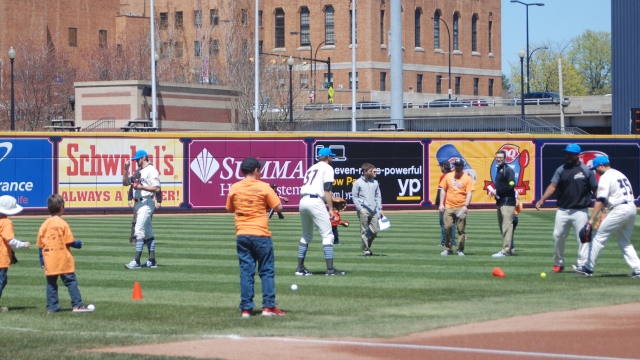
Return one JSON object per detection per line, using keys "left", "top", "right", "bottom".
{"left": 587, "top": 203, "right": 640, "bottom": 271}
{"left": 134, "top": 199, "right": 155, "bottom": 240}
{"left": 299, "top": 196, "right": 334, "bottom": 246}
{"left": 553, "top": 208, "right": 589, "bottom": 267}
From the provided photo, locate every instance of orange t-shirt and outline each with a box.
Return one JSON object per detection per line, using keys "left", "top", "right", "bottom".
{"left": 0, "top": 218, "right": 16, "bottom": 269}
{"left": 331, "top": 209, "right": 342, "bottom": 227}
{"left": 36, "top": 216, "right": 76, "bottom": 276}
{"left": 438, "top": 171, "right": 474, "bottom": 208}
{"left": 226, "top": 178, "right": 281, "bottom": 237}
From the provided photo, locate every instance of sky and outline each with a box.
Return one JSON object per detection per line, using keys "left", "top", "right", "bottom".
{"left": 501, "top": 0, "right": 611, "bottom": 76}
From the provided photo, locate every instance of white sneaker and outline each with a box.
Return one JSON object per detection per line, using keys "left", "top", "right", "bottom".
{"left": 458, "top": 251, "right": 465, "bottom": 256}
{"left": 125, "top": 259, "right": 141, "bottom": 269}
{"left": 440, "top": 249, "right": 452, "bottom": 256}
{"left": 492, "top": 251, "right": 507, "bottom": 258}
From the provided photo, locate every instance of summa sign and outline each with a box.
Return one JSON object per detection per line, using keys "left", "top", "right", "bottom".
{"left": 188, "top": 139, "right": 308, "bottom": 208}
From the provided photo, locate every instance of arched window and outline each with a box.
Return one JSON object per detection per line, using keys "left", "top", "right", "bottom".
{"left": 300, "top": 7, "right": 310, "bottom": 46}
{"left": 415, "top": 8, "right": 421, "bottom": 47}
{"left": 433, "top": 10, "right": 441, "bottom": 49}
{"left": 325, "top": 6, "right": 335, "bottom": 45}
{"left": 275, "top": 9, "right": 285, "bottom": 48}
{"left": 453, "top": 12, "right": 459, "bottom": 51}
{"left": 472, "top": 14, "right": 478, "bottom": 52}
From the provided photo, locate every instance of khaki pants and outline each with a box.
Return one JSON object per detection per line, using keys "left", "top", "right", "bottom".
{"left": 443, "top": 207, "right": 467, "bottom": 252}
{"left": 497, "top": 205, "right": 515, "bottom": 255}
{"left": 357, "top": 208, "right": 379, "bottom": 253}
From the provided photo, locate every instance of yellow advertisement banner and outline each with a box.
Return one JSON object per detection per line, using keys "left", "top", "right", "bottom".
{"left": 429, "top": 140, "right": 535, "bottom": 205}
{"left": 58, "top": 138, "right": 183, "bottom": 208}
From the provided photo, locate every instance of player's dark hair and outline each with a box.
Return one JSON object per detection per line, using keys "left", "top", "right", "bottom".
{"left": 47, "top": 194, "right": 65, "bottom": 215}
{"left": 495, "top": 150, "right": 507, "bottom": 158}
{"left": 361, "top": 163, "right": 374, "bottom": 172}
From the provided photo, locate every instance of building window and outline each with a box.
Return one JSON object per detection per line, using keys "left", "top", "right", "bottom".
{"left": 242, "top": 9, "right": 248, "bottom": 26}
{"left": 453, "top": 13, "right": 459, "bottom": 51}
{"left": 380, "top": 10, "right": 385, "bottom": 45}
{"left": 300, "top": 73, "right": 308, "bottom": 89}
{"left": 380, "top": 72, "right": 387, "bottom": 91}
{"left": 349, "top": 10, "right": 357, "bottom": 45}
{"left": 174, "top": 42, "right": 183, "bottom": 58}
{"left": 349, "top": 72, "right": 359, "bottom": 90}
{"left": 209, "top": 39, "right": 219, "bottom": 57}
{"left": 433, "top": 10, "right": 441, "bottom": 49}
{"left": 455, "top": 77, "right": 461, "bottom": 95}
{"left": 472, "top": 14, "right": 478, "bottom": 52}
{"left": 194, "top": 41, "right": 201, "bottom": 57}
{"left": 323, "top": 72, "right": 334, "bottom": 88}
{"left": 436, "top": 75, "right": 442, "bottom": 94}
{"left": 99, "top": 30, "right": 107, "bottom": 48}
{"left": 68, "top": 27, "right": 77, "bottom": 47}
{"left": 194, "top": 10, "right": 202, "bottom": 27}
{"left": 488, "top": 78, "right": 494, "bottom": 96}
{"left": 210, "top": 9, "right": 219, "bottom": 26}
{"left": 259, "top": 10, "right": 263, "bottom": 27}
{"left": 300, "top": 7, "right": 310, "bottom": 46}
{"left": 259, "top": 40, "right": 263, "bottom": 54}
{"left": 175, "top": 11, "right": 183, "bottom": 29}
{"left": 275, "top": 9, "right": 285, "bottom": 48}
{"left": 325, "top": 6, "right": 335, "bottom": 45}
{"left": 414, "top": 9, "right": 421, "bottom": 47}
{"left": 474, "top": 78, "right": 479, "bottom": 96}
{"left": 160, "top": 13, "right": 168, "bottom": 29}
{"left": 488, "top": 21, "right": 493, "bottom": 53}
{"left": 417, "top": 74, "right": 423, "bottom": 93}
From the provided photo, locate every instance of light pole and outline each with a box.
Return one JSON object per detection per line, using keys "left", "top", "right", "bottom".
{"left": 518, "top": 49, "right": 526, "bottom": 117}
{"left": 313, "top": 40, "right": 327, "bottom": 101}
{"left": 510, "top": 0, "right": 545, "bottom": 94}
{"left": 287, "top": 56, "right": 294, "bottom": 125}
{"left": 290, "top": 32, "right": 313, "bottom": 102}
{"left": 527, "top": 46, "right": 548, "bottom": 90}
{"left": 8, "top": 47, "right": 16, "bottom": 131}
{"left": 432, "top": 16, "right": 452, "bottom": 99}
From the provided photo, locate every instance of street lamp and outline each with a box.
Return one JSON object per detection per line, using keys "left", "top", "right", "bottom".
{"left": 432, "top": 16, "right": 452, "bottom": 99}
{"left": 527, "top": 46, "right": 548, "bottom": 90}
{"left": 518, "top": 49, "right": 526, "bottom": 117}
{"left": 287, "top": 56, "right": 295, "bottom": 124}
{"left": 8, "top": 47, "right": 16, "bottom": 131}
{"left": 510, "top": 0, "right": 545, "bottom": 94}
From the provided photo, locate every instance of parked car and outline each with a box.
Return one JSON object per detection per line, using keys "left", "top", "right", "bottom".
{"left": 518, "top": 92, "right": 571, "bottom": 107}
{"left": 345, "top": 101, "right": 391, "bottom": 110}
{"left": 421, "top": 98, "right": 470, "bottom": 108}
{"left": 461, "top": 98, "right": 489, "bottom": 107}
{"left": 303, "top": 103, "right": 340, "bottom": 111}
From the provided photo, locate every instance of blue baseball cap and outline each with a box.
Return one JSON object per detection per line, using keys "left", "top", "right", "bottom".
{"left": 589, "top": 155, "right": 610, "bottom": 170}
{"left": 318, "top": 148, "right": 336, "bottom": 157}
{"left": 562, "top": 144, "right": 581, "bottom": 154}
{"left": 132, "top": 149, "right": 148, "bottom": 160}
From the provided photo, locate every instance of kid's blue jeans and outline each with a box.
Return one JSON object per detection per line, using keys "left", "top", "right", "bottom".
{"left": 236, "top": 235, "right": 275, "bottom": 311}
{"left": 46, "top": 273, "right": 83, "bottom": 312}
{"left": 0, "top": 268, "right": 7, "bottom": 298}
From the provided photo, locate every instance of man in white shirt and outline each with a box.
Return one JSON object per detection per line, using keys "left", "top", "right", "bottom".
{"left": 123, "top": 149, "right": 160, "bottom": 269}
{"left": 573, "top": 156, "right": 640, "bottom": 277}
{"left": 296, "top": 148, "right": 345, "bottom": 276}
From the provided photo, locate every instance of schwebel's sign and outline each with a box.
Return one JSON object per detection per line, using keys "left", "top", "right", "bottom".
{"left": 188, "top": 139, "right": 308, "bottom": 208}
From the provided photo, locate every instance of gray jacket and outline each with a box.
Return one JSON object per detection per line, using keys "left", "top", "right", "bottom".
{"left": 352, "top": 176, "right": 382, "bottom": 213}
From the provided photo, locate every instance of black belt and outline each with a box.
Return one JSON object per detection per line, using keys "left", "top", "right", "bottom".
{"left": 612, "top": 201, "right": 630, "bottom": 209}
{"left": 135, "top": 197, "right": 152, "bottom": 202}
{"left": 303, "top": 194, "right": 320, "bottom": 198}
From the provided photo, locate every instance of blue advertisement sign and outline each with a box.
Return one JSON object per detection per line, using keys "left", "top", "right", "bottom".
{"left": 0, "top": 138, "right": 54, "bottom": 209}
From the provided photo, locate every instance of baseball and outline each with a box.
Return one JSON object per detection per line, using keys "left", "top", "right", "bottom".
{"left": 87, "top": 304, "right": 95, "bottom": 311}
{"left": 540, "top": 272, "right": 546, "bottom": 278}
{"left": 509, "top": 181, "right": 515, "bottom": 186}
{"left": 291, "top": 284, "right": 298, "bottom": 291}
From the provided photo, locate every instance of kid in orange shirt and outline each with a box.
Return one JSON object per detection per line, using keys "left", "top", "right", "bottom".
{"left": 0, "top": 195, "right": 31, "bottom": 313}
{"left": 37, "top": 194, "right": 94, "bottom": 314}
{"left": 330, "top": 197, "right": 349, "bottom": 245}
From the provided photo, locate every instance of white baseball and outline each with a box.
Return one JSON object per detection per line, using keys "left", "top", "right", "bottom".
{"left": 87, "top": 304, "right": 95, "bottom": 311}
{"left": 290, "top": 284, "right": 298, "bottom": 291}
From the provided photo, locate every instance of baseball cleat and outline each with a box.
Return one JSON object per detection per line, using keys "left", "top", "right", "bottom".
{"left": 125, "top": 259, "right": 141, "bottom": 269}
{"left": 295, "top": 267, "right": 313, "bottom": 276}
{"left": 458, "top": 251, "right": 466, "bottom": 257}
{"left": 440, "top": 250, "right": 453, "bottom": 256}
{"left": 325, "top": 268, "right": 346, "bottom": 276}
{"left": 572, "top": 265, "right": 593, "bottom": 277}
{"left": 241, "top": 310, "right": 252, "bottom": 318}
{"left": 72, "top": 305, "right": 95, "bottom": 313}
{"left": 631, "top": 270, "right": 640, "bottom": 278}
{"left": 141, "top": 260, "right": 157, "bottom": 268}
{"left": 262, "top": 307, "right": 286, "bottom": 316}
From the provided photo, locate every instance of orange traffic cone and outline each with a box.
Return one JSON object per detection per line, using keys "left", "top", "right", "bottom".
{"left": 132, "top": 282, "right": 143, "bottom": 300}
{"left": 492, "top": 267, "right": 506, "bottom": 278}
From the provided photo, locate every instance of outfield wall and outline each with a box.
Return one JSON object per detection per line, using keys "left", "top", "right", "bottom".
{"left": 1, "top": 132, "right": 638, "bottom": 212}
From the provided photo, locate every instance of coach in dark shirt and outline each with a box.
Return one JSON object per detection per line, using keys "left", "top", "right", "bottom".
{"left": 535, "top": 144, "right": 597, "bottom": 274}
{"left": 490, "top": 150, "right": 517, "bottom": 258}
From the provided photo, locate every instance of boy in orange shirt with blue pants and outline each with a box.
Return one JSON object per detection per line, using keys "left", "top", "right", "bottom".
{"left": 0, "top": 195, "right": 31, "bottom": 313}
{"left": 37, "top": 194, "right": 94, "bottom": 314}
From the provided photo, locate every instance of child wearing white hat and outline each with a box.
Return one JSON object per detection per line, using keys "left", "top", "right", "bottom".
{"left": 0, "top": 195, "right": 31, "bottom": 312}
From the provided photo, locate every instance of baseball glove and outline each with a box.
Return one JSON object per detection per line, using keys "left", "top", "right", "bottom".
{"left": 130, "top": 169, "right": 142, "bottom": 187}
{"left": 579, "top": 223, "right": 592, "bottom": 244}
{"left": 332, "top": 197, "right": 347, "bottom": 211}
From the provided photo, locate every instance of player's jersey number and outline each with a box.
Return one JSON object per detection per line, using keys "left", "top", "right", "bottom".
{"left": 303, "top": 169, "right": 318, "bottom": 186}
{"left": 617, "top": 178, "right": 634, "bottom": 197}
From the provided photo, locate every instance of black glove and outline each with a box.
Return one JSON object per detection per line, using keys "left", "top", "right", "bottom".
{"left": 579, "top": 223, "right": 592, "bottom": 244}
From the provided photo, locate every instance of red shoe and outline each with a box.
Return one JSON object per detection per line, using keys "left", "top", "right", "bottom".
{"left": 262, "top": 307, "right": 286, "bottom": 316}
{"left": 552, "top": 265, "right": 564, "bottom": 273}
{"left": 241, "top": 310, "right": 252, "bottom": 318}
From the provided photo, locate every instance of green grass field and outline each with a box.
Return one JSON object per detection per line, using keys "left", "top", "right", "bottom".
{"left": 1, "top": 210, "right": 640, "bottom": 359}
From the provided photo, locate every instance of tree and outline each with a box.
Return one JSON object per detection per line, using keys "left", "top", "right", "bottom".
{"left": 568, "top": 30, "right": 611, "bottom": 95}
{"left": 501, "top": 73, "right": 513, "bottom": 97}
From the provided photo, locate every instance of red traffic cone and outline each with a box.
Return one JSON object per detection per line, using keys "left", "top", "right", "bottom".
{"left": 492, "top": 267, "right": 506, "bottom": 278}
{"left": 132, "top": 282, "right": 143, "bottom": 300}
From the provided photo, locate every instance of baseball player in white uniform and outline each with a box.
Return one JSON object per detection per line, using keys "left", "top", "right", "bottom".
{"left": 123, "top": 149, "right": 161, "bottom": 269}
{"left": 296, "top": 147, "right": 345, "bottom": 276}
{"left": 573, "top": 156, "right": 640, "bottom": 277}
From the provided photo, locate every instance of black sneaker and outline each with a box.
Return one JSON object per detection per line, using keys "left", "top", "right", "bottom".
{"left": 631, "top": 270, "right": 640, "bottom": 278}
{"left": 295, "top": 267, "right": 312, "bottom": 276}
{"left": 325, "top": 268, "right": 346, "bottom": 276}
{"left": 572, "top": 265, "right": 593, "bottom": 277}
{"left": 141, "top": 260, "right": 157, "bottom": 268}
{"left": 334, "top": 239, "right": 340, "bottom": 245}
